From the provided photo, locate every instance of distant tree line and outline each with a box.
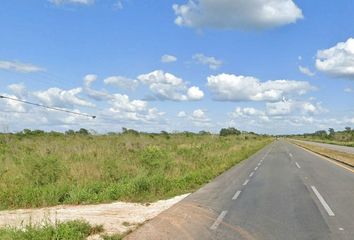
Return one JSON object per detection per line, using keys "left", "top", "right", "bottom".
{"left": 291, "top": 127, "right": 354, "bottom": 142}
{"left": 3, "top": 127, "right": 264, "bottom": 138}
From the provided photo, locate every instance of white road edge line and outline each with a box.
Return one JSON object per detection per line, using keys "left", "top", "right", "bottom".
{"left": 295, "top": 162, "right": 301, "bottom": 169}
{"left": 243, "top": 179, "right": 250, "bottom": 186}
{"left": 210, "top": 210, "right": 228, "bottom": 230}
{"left": 311, "top": 186, "right": 335, "bottom": 216}
{"left": 249, "top": 172, "right": 254, "bottom": 177}
{"left": 255, "top": 167, "right": 258, "bottom": 171}
{"left": 232, "top": 190, "right": 241, "bottom": 200}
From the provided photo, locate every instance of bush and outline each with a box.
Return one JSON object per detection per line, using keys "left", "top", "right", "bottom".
{"left": 219, "top": 127, "right": 241, "bottom": 136}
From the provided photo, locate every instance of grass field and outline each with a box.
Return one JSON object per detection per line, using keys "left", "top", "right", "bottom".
{"left": 0, "top": 133, "right": 271, "bottom": 210}
{"left": 0, "top": 220, "right": 123, "bottom": 240}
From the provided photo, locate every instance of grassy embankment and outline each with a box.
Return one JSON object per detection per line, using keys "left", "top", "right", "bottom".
{"left": 291, "top": 136, "right": 354, "bottom": 147}
{"left": 0, "top": 133, "right": 271, "bottom": 210}
{"left": 290, "top": 140, "right": 354, "bottom": 167}
{"left": 0, "top": 220, "right": 123, "bottom": 240}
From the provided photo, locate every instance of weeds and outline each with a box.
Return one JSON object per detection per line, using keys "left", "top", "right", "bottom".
{"left": 0, "top": 133, "right": 271, "bottom": 210}
{"left": 0, "top": 220, "right": 103, "bottom": 240}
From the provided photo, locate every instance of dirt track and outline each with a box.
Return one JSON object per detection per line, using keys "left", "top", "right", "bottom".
{"left": 0, "top": 194, "right": 189, "bottom": 237}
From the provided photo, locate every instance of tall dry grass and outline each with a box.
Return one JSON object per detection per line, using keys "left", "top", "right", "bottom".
{"left": 0, "top": 133, "right": 271, "bottom": 210}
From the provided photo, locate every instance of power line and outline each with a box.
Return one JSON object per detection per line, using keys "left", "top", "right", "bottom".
{"left": 0, "top": 95, "right": 96, "bottom": 119}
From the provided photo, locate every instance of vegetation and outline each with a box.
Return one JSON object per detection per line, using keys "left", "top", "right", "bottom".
{"left": 290, "top": 141, "right": 354, "bottom": 167}
{"left": 288, "top": 127, "right": 354, "bottom": 147}
{"left": 219, "top": 127, "right": 241, "bottom": 136}
{"left": 0, "top": 220, "right": 104, "bottom": 240}
{"left": 0, "top": 129, "right": 271, "bottom": 210}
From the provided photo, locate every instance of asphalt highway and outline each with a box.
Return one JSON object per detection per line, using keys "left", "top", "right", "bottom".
{"left": 292, "top": 139, "right": 354, "bottom": 155}
{"left": 126, "top": 140, "right": 354, "bottom": 240}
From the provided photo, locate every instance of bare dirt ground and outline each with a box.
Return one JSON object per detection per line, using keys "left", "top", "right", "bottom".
{"left": 0, "top": 194, "right": 189, "bottom": 238}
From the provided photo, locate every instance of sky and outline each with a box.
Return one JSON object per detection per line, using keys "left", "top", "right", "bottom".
{"left": 0, "top": 0, "right": 354, "bottom": 134}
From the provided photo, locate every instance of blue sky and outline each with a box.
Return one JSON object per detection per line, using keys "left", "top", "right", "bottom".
{"left": 0, "top": 0, "right": 354, "bottom": 134}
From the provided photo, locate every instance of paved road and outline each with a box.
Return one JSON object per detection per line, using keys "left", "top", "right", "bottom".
{"left": 292, "top": 139, "right": 354, "bottom": 155}
{"left": 126, "top": 140, "right": 354, "bottom": 240}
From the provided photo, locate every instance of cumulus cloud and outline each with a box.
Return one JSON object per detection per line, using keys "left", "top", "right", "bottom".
{"left": 104, "top": 76, "right": 139, "bottom": 90}
{"left": 299, "top": 66, "right": 315, "bottom": 77}
{"left": 107, "top": 94, "right": 165, "bottom": 123}
{"left": 207, "top": 73, "right": 314, "bottom": 102}
{"left": 177, "top": 111, "right": 187, "bottom": 117}
{"left": 0, "top": 60, "right": 44, "bottom": 73}
{"left": 266, "top": 100, "right": 325, "bottom": 116}
{"left": 161, "top": 54, "right": 177, "bottom": 63}
{"left": 316, "top": 38, "right": 354, "bottom": 79}
{"left": 193, "top": 53, "right": 222, "bottom": 70}
{"left": 8, "top": 83, "right": 28, "bottom": 98}
{"left": 33, "top": 87, "right": 95, "bottom": 108}
{"left": 49, "top": 0, "right": 94, "bottom": 5}
{"left": 173, "top": 0, "right": 303, "bottom": 30}
{"left": 83, "top": 74, "right": 112, "bottom": 101}
{"left": 138, "top": 70, "right": 204, "bottom": 101}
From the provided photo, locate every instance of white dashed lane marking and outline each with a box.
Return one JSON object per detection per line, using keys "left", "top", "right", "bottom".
{"left": 210, "top": 210, "right": 228, "bottom": 230}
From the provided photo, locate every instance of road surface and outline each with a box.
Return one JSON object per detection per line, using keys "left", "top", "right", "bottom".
{"left": 126, "top": 140, "right": 354, "bottom": 240}
{"left": 292, "top": 139, "right": 354, "bottom": 155}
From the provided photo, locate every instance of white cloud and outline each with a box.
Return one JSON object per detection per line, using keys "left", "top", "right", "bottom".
{"left": 138, "top": 70, "right": 204, "bottom": 101}
{"left": 190, "top": 109, "right": 211, "bottom": 126}
{"left": 33, "top": 87, "right": 95, "bottom": 108}
{"left": 83, "top": 74, "right": 112, "bottom": 101}
{"left": 187, "top": 86, "right": 204, "bottom": 100}
{"left": 193, "top": 53, "right": 222, "bottom": 70}
{"left": 49, "top": 0, "right": 94, "bottom": 5}
{"left": 177, "top": 111, "right": 187, "bottom": 117}
{"left": 266, "top": 100, "right": 325, "bottom": 116}
{"left": 299, "top": 66, "right": 315, "bottom": 77}
{"left": 104, "top": 76, "right": 139, "bottom": 90}
{"left": 0, "top": 93, "right": 27, "bottom": 113}
{"left": 8, "top": 83, "right": 27, "bottom": 98}
{"left": 316, "top": 38, "right": 354, "bottom": 79}
{"left": 0, "top": 60, "right": 44, "bottom": 73}
{"left": 207, "top": 73, "right": 314, "bottom": 102}
{"left": 107, "top": 94, "right": 165, "bottom": 123}
{"left": 173, "top": 0, "right": 303, "bottom": 30}
{"left": 161, "top": 54, "right": 177, "bottom": 63}
{"left": 344, "top": 87, "right": 353, "bottom": 93}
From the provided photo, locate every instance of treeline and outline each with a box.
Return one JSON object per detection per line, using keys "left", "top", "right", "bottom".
{"left": 2, "top": 127, "right": 262, "bottom": 137}
{"left": 290, "top": 127, "right": 354, "bottom": 142}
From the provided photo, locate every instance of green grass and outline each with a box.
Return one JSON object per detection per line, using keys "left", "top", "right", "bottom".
{"left": 0, "top": 133, "right": 271, "bottom": 210}
{"left": 0, "top": 220, "right": 104, "bottom": 240}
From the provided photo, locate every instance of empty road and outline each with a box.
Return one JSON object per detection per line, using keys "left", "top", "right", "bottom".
{"left": 126, "top": 140, "right": 354, "bottom": 240}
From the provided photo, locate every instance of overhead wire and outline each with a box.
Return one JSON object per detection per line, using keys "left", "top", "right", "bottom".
{"left": 0, "top": 95, "right": 96, "bottom": 119}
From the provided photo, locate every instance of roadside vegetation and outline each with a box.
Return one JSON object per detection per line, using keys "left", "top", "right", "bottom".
{"left": 288, "top": 127, "right": 354, "bottom": 147}
{"left": 0, "top": 128, "right": 271, "bottom": 210}
{"left": 0, "top": 220, "right": 108, "bottom": 240}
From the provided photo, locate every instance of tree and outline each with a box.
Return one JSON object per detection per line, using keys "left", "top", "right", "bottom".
{"left": 220, "top": 127, "right": 241, "bottom": 136}
{"left": 328, "top": 128, "right": 335, "bottom": 139}
{"left": 345, "top": 127, "right": 351, "bottom": 133}
{"left": 77, "top": 128, "right": 89, "bottom": 135}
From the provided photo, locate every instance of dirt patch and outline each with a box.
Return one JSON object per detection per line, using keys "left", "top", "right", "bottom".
{"left": 0, "top": 194, "right": 189, "bottom": 237}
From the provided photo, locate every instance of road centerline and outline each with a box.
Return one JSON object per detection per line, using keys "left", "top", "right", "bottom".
{"left": 311, "top": 186, "right": 335, "bottom": 216}
{"left": 249, "top": 172, "right": 254, "bottom": 177}
{"left": 210, "top": 210, "right": 228, "bottom": 230}
{"left": 295, "top": 162, "right": 301, "bottom": 169}
{"left": 243, "top": 179, "right": 250, "bottom": 186}
{"left": 232, "top": 190, "right": 241, "bottom": 200}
